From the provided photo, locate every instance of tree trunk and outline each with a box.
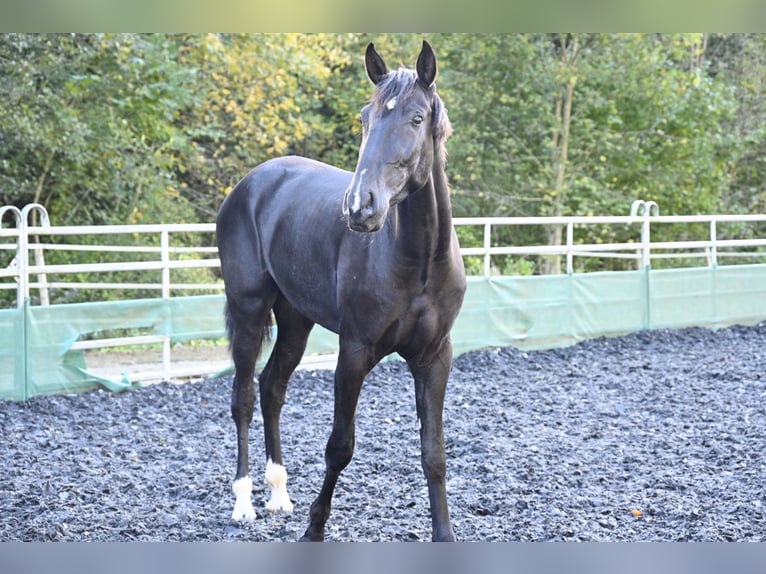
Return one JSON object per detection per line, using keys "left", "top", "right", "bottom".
{"left": 542, "top": 34, "right": 578, "bottom": 275}
{"left": 690, "top": 33, "right": 708, "bottom": 71}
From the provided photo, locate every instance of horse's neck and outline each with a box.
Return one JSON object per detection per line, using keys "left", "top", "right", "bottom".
{"left": 394, "top": 156, "right": 455, "bottom": 267}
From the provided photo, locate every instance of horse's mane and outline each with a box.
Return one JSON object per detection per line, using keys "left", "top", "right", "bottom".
{"left": 370, "top": 68, "right": 453, "bottom": 156}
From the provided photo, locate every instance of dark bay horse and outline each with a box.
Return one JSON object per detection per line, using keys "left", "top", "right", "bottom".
{"left": 215, "top": 40, "right": 466, "bottom": 541}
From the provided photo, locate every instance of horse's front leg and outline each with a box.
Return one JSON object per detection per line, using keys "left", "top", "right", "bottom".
{"left": 408, "top": 337, "right": 457, "bottom": 542}
{"left": 301, "top": 346, "right": 372, "bottom": 541}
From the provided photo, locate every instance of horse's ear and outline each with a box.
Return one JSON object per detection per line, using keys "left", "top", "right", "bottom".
{"left": 416, "top": 40, "right": 437, "bottom": 88}
{"left": 365, "top": 43, "right": 388, "bottom": 85}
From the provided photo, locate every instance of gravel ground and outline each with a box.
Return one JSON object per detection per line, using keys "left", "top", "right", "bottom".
{"left": 1, "top": 323, "right": 765, "bottom": 542}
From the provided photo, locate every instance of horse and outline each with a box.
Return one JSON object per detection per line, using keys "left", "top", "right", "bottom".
{"left": 215, "top": 40, "right": 466, "bottom": 542}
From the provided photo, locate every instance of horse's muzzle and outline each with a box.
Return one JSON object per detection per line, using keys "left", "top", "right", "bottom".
{"left": 348, "top": 210, "right": 385, "bottom": 233}
{"left": 344, "top": 184, "right": 386, "bottom": 232}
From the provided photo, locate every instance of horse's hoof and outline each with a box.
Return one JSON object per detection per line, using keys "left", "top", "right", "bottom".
{"left": 231, "top": 476, "right": 256, "bottom": 521}
{"left": 231, "top": 506, "right": 256, "bottom": 522}
{"left": 433, "top": 528, "right": 457, "bottom": 542}
{"left": 299, "top": 527, "right": 324, "bottom": 542}
{"left": 265, "top": 496, "right": 294, "bottom": 513}
{"left": 265, "top": 460, "right": 294, "bottom": 513}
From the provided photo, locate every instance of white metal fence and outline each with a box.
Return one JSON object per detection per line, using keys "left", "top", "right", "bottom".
{"left": 2, "top": 201, "right": 766, "bottom": 382}
{"left": 0, "top": 206, "right": 221, "bottom": 307}
{"left": 455, "top": 200, "right": 766, "bottom": 276}
{"left": 4, "top": 200, "right": 766, "bottom": 306}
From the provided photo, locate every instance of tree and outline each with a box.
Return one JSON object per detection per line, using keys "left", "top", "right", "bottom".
{"left": 0, "top": 33, "right": 754, "bottom": 286}
{"left": 707, "top": 34, "right": 766, "bottom": 215}
{"left": 0, "top": 33, "right": 201, "bottom": 226}
{"left": 440, "top": 33, "right": 739, "bottom": 273}
{"left": 171, "top": 33, "right": 371, "bottom": 220}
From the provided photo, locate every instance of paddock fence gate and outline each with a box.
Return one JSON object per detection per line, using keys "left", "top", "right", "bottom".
{"left": 2, "top": 200, "right": 766, "bottom": 400}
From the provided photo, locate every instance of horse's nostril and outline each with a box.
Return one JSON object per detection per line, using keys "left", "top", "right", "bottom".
{"left": 349, "top": 189, "right": 375, "bottom": 218}
{"left": 362, "top": 192, "right": 375, "bottom": 214}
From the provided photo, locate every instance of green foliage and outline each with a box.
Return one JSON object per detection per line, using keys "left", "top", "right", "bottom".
{"left": 0, "top": 34, "right": 200, "bottom": 226}
{"left": 438, "top": 34, "right": 743, "bottom": 273}
{"left": 0, "top": 33, "right": 764, "bottom": 296}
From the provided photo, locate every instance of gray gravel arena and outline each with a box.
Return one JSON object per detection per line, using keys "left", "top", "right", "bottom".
{"left": 1, "top": 323, "right": 765, "bottom": 541}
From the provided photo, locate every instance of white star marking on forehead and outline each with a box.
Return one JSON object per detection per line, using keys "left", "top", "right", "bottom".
{"left": 386, "top": 97, "right": 397, "bottom": 110}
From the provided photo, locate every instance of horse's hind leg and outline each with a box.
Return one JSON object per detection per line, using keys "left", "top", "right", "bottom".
{"left": 226, "top": 282, "right": 278, "bottom": 522}
{"left": 258, "top": 294, "right": 314, "bottom": 513}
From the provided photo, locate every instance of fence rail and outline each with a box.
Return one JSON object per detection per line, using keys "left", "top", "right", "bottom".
{"left": 4, "top": 200, "right": 766, "bottom": 305}
{"left": 2, "top": 200, "right": 766, "bottom": 384}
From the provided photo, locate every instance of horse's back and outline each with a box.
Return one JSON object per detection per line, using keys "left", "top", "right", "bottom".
{"left": 229, "top": 155, "right": 351, "bottom": 209}
{"left": 217, "top": 155, "right": 352, "bottom": 262}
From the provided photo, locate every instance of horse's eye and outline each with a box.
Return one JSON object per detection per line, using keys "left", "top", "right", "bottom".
{"left": 412, "top": 114, "right": 424, "bottom": 126}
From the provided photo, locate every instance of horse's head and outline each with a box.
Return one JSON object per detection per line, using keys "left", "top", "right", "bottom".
{"left": 343, "top": 40, "right": 451, "bottom": 233}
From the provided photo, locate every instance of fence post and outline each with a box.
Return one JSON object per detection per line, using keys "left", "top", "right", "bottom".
{"left": 630, "top": 200, "right": 658, "bottom": 269}
{"left": 483, "top": 221, "right": 491, "bottom": 277}
{"left": 630, "top": 200, "right": 659, "bottom": 330}
{"left": 0, "top": 206, "right": 21, "bottom": 227}
{"left": 16, "top": 210, "right": 29, "bottom": 309}
{"left": 161, "top": 229, "right": 171, "bottom": 380}
{"left": 642, "top": 215, "right": 650, "bottom": 269}
{"left": 566, "top": 221, "right": 574, "bottom": 274}
{"left": 23, "top": 204, "right": 51, "bottom": 306}
{"left": 161, "top": 230, "right": 170, "bottom": 299}
{"left": 16, "top": 204, "right": 51, "bottom": 308}
{"left": 0, "top": 206, "right": 22, "bottom": 308}
{"left": 709, "top": 219, "right": 717, "bottom": 268}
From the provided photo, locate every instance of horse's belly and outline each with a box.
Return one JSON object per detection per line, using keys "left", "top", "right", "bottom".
{"left": 281, "top": 283, "right": 342, "bottom": 334}
{"left": 262, "top": 251, "right": 337, "bottom": 327}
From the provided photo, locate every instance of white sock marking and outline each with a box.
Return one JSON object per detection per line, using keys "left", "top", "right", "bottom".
{"left": 231, "top": 476, "right": 256, "bottom": 522}
{"left": 264, "top": 458, "right": 294, "bottom": 513}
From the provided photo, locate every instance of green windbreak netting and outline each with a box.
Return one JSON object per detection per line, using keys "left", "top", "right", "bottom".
{"left": 0, "top": 308, "right": 24, "bottom": 401}
{"left": 3, "top": 265, "right": 766, "bottom": 400}
{"left": 453, "top": 271, "right": 648, "bottom": 355}
{"left": 649, "top": 265, "right": 766, "bottom": 328}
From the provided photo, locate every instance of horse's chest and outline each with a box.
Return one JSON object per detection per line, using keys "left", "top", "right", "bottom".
{"left": 401, "top": 284, "right": 458, "bottom": 336}
{"left": 384, "top": 290, "right": 451, "bottom": 360}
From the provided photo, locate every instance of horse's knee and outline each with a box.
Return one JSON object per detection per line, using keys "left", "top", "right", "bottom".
{"left": 421, "top": 447, "right": 447, "bottom": 480}
{"left": 325, "top": 433, "right": 355, "bottom": 472}
{"left": 231, "top": 395, "right": 252, "bottom": 417}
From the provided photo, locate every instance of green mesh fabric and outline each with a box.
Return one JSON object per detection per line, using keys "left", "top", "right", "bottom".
{"left": 3, "top": 265, "right": 766, "bottom": 400}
